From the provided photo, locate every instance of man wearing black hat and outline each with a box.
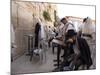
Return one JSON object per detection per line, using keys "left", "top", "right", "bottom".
{"left": 61, "top": 28, "right": 92, "bottom": 70}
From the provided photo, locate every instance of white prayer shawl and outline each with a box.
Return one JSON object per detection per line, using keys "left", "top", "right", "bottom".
{"left": 73, "top": 38, "right": 80, "bottom": 55}
{"left": 37, "top": 19, "right": 47, "bottom": 49}
{"left": 38, "top": 19, "right": 46, "bottom": 40}
{"left": 11, "top": 24, "right": 15, "bottom": 43}
{"left": 82, "top": 18, "right": 94, "bottom": 34}
{"left": 57, "top": 22, "right": 76, "bottom": 37}
{"left": 47, "top": 26, "right": 55, "bottom": 39}
{"left": 40, "top": 23, "right": 46, "bottom": 40}
{"left": 66, "top": 23, "right": 76, "bottom": 32}
{"left": 58, "top": 22, "right": 65, "bottom": 37}
{"left": 11, "top": 24, "right": 17, "bottom": 55}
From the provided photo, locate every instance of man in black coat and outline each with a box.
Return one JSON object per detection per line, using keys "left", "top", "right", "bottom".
{"left": 76, "top": 36, "right": 93, "bottom": 69}
{"left": 34, "top": 22, "right": 41, "bottom": 49}
{"left": 61, "top": 29, "right": 92, "bottom": 70}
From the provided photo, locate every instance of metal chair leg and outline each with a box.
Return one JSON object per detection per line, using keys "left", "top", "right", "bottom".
{"left": 30, "top": 50, "right": 33, "bottom": 61}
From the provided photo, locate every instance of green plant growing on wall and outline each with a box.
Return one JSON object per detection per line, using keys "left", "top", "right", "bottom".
{"left": 32, "top": 13, "right": 34, "bottom": 17}
{"left": 43, "top": 11, "right": 52, "bottom": 22}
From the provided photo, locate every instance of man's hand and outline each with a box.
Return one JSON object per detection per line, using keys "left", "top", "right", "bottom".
{"left": 67, "top": 39, "right": 73, "bottom": 43}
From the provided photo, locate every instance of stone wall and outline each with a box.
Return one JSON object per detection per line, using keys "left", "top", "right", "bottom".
{"left": 11, "top": 1, "right": 57, "bottom": 60}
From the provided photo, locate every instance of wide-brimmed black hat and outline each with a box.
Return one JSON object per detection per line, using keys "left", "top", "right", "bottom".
{"left": 66, "top": 29, "right": 77, "bottom": 37}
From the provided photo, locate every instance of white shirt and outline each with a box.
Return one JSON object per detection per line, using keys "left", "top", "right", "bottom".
{"left": 73, "top": 39, "right": 80, "bottom": 55}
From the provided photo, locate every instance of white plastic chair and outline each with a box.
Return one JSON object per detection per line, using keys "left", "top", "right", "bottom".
{"left": 32, "top": 39, "right": 48, "bottom": 63}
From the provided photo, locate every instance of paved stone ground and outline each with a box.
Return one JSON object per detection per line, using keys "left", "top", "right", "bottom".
{"left": 11, "top": 47, "right": 59, "bottom": 74}
{"left": 11, "top": 41, "right": 96, "bottom": 74}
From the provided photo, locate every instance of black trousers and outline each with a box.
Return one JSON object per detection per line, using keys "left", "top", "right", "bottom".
{"left": 34, "top": 34, "right": 39, "bottom": 48}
